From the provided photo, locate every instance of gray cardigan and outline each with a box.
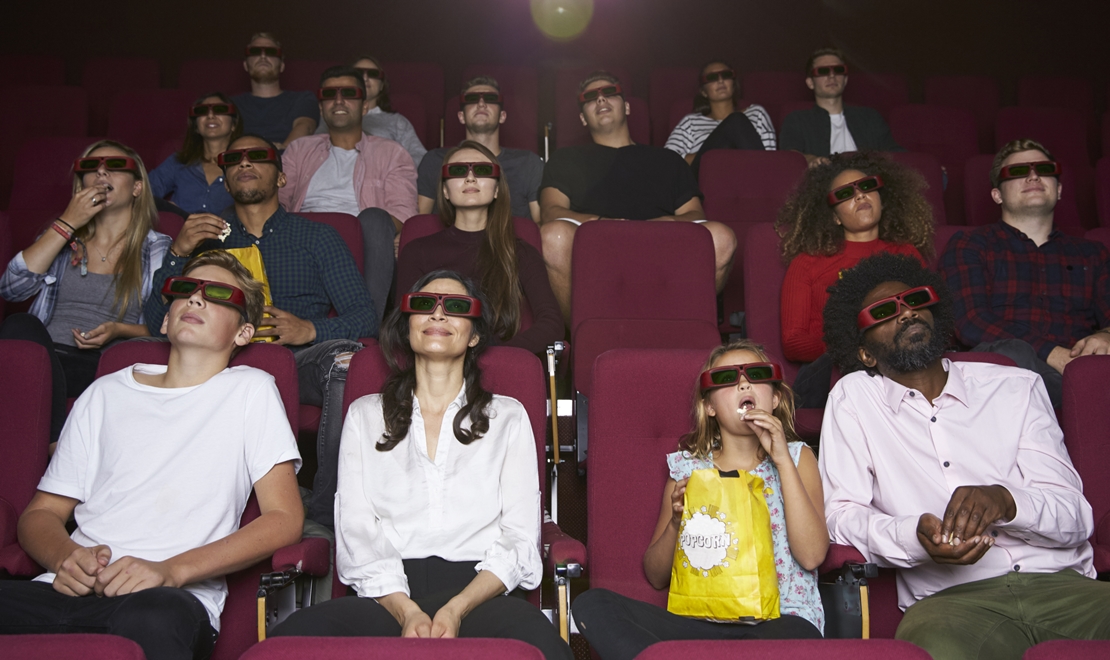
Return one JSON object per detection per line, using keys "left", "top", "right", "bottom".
{"left": 778, "top": 104, "right": 903, "bottom": 157}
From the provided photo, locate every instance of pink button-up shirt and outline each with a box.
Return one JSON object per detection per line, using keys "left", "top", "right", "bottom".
{"left": 818, "top": 359, "right": 1094, "bottom": 610}
{"left": 279, "top": 133, "right": 417, "bottom": 222}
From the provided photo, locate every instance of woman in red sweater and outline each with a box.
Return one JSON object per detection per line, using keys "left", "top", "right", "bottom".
{"left": 395, "top": 141, "right": 562, "bottom": 354}
{"left": 776, "top": 152, "right": 934, "bottom": 407}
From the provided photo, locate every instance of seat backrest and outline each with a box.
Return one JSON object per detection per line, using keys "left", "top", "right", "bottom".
{"left": 649, "top": 66, "right": 701, "bottom": 146}
{"left": 1086, "top": 227, "right": 1110, "bottom": 249}
{"left": 81, "top": 57, "right": 160, "bottom": 136}
{"left": 1018, "top": 75, "right": 1099, "bottom": 161}
{"left": 553, "top": 66, "right": 634, "bottom": 149}
{"left": 177, "top": 59, "right": 249, "bottom": 98}
{"left": 241, "top": 636, "right": 544, "bottom": 659}
{"left": 587, "top": 348, "right": 710, "bottom": 605}
{"left": 0, "top": 55, "right": 66, "bottom": 88}
{"left": 742, "top": 71, "right": 811, "bottom": 107}
{"left": 445, "top": 65, "right": 540, "bottom": 152}
{"left": 0, "top": 340, "right": 53, "bottom": 523}
{"left": 298, "top": 212, "right": 364, "bottom": 274}
{"left": 107, "top": 89, "right": 197, "bottom": 165}
{"left": 635, "top": 639, "right": 931, "bottom": 660}
{"left": 742, "top": 223, "right": 797, "bottom": 382}
{"left": 0, "top": 86, "right": 89, "bottom": 208}
{"left": 995, "top": 106, "right": 1090, "bottom": 167}
{"left": 1023, "top": 639, "right": 1110, "bottom": 660}
{"left": 1061, "top": 355, "right": 1110, "bottom": 572}
{"left": 156, "top": 211, "right": 184, "bottom": 240}
{"left": 4, "top": 634, "right": 146, "bottom": 660}
{"left": 0, "top": 211, "right": 9, "bottom": 317}
{"left": 279, "top": 59, "right": 340, "bottom": 93}
{"left": 842, "top": 72, "right": 909, "bottom": 121}
{"left": 946, "top": 351, "right": 1017, "bottom": 367}
{"left": 923, "top": 75, "right": 1001, "bottom": 153}
{"left": 388, "top": 91, "right": 428, "bottom": 148}
{"left": 963, "top": 153, "right": 1087, "bottom": 234}
{"left": 383, "top": 62, "right": 446, "bottom": 150}
{"left": 1095, "top": 158, "right": 1110, "bottom": 228}
{"left": 397, "top": 214, "right": 542, "bottom": 256}
{"left": 888, "top": 151, "right": 948, "bottom": 225}
{"left": 890, "top": 104, "right": 979, "bottom": 225}
{"left": 626, "top": 97, "right": 652, "bottom": 147}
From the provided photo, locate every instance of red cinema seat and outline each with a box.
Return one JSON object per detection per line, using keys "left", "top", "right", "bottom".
{"left": 699, "top": 149, "right": 808, "bottom": 330}
{"left": 1023, "top": 640, "right": 1110, "bottom": 659}
{"left": 81, "top": 57, "right": 160, "bottom": 136}
{"left": 156, "top": 211, "right": 184, "bottom": 240}
{"left": 107, "top": 89, "right": 196, "bottom": 166}
{"left": 1086, "top": 227, "right": 1110, "bottom": 249}
{"left": 889, "top": 151, "right": 948, "bottom": 226}
{"left": 0, "top": 55, "right": 66, "bottom": 88}
{"left": 383, "top": 62, "right": 446, "bottom": 150}
{"left": 649, "top": 66, "right": 701, "bottom": 146}
{"left": 924, "top": 75, "right": 1001, "bottom": 153}
{"left": 890, "top": 104, "right": 979, "bottom": 224}
{"left": 1061, "top": 355, "right": 1110, "bottom": 574}
{"left": 996, "top": 106, "right": 1092, "bottom": 167}
{"left": 636, "top": 639, "right": 931, "bottom": 660}
{"left": 177, "top": 58, "right": 249, "bottom": 98}
{"left": 398, "top": 213, "right": 541, "bottom": 255}
{"left": 964, "top": 154, "right": 1087, "bottom": 235}
{"left": 242, "top": 636, "right": 544, "bottom": 659}
{"left": 743, "top": 71, "right": 811, "bottom": 125}
{"left": 299, "top": 212, "right": 364, "bottom": 274}
{"left": 1095, "top": 157, "right": 1110, "bottom": 228}
{"left": 1018, "top": 76, "right": 1098, "bottom": 161}
{"left": 742, "top": 223, "right": 795, "bottom": 378}
{"left": 3, "top": 634, "right": 145, "bottom": 660}
{"left": 0, "top": 86, "right": 88, "bottom": 209}
{"left": 0, "top": 211, "right": 9, "bottom": 317}
{"left": 0, "top": 340, "right": 52, "bottom": 577}
{"left": 553, "top": 66, "right": 634, "bottom": 149}
{"left": 279, "top": 59, "right": 339, "bottom": 93}
{"left": 843, "top": 72, "right": 910, "bottom": 122}
{"left": 445, "top": 65, "right": 540, "bottom": 152}
{"left": 388, "top": 90, "right": 428, "bottom": 148}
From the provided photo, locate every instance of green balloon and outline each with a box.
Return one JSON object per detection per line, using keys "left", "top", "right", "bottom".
{"left": 531, "top": 0, "right": 594, "bottom": 41}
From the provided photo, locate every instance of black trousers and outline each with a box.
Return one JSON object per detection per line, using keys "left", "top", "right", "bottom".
{"left": 573, "top": 588, "right": 822, "bottom": 660}
{"left": 0, "top": 580, "right": 218, "bottom": 660}
{"left": 271, "top": 557, "right": 572, "bottom": 660}
{"left": 0, "top": 313, "right": 101, "bottom": 442}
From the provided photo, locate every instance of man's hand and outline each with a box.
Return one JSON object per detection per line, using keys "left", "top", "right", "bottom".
{"left": 255, "top": 306, "right": 316, "bottom": 346}
{"left": 1070, "top": 331, "right": 1110, "bottom": 359}
{"left": 172, "top": 213, "right": 229, "bottom": 257}
{"left": 53, "top": 544, "right": 111, "bottom": 596}
{"left": 917, "top": 513, "right": 993, "bottom": 565}
{"left": 941, "top": 485, "right": 1016, "bottom": 545}
{"left": 804, "top": 154, "right": 830, "bottom": 168}
{"left": 430, "top": 605, "right": 462, "bottom": 638}
{"left": 94, "top": 556, "right": 178, "bottom": 597}
{"left": 1047, "top": 345, "right": 1074, "bottom": 374}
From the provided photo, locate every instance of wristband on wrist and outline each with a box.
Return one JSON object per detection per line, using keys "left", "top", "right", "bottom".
{"left": 169, "top": 245, "right": 186, "bottom": 258}
{"left": 55, "top": 218, "right": 76, "bottom": 233}
{"left": 52, "top": 223, "right": 72, "bottom": 240}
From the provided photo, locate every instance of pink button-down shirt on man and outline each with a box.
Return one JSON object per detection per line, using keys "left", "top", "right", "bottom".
{"left": 818, "top": 359, "right": 1094, "bottom": 611}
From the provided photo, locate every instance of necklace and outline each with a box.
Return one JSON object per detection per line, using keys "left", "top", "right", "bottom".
{"left": 92, "top": 239, "right": 122, "bottom": 262}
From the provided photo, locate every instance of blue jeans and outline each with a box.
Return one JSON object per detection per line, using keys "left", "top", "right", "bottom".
{"left": 356, "top": 207, "right": 397, "bottom": 327}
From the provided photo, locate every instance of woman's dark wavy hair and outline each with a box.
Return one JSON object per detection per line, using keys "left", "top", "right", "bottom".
{"left": 376, "top": 270, "right": 493, "bottom": 451}
{"left": 776, "top": 151, "right": 935, "bottom": 263}
{"left": 692, "top": 59, "right": 740, "bottom": 116}
{"left": 176, "top": 92, "right": 243, "bottom": 165}
{"left": 822, "top": 252, "right": 954, "bottom": 376}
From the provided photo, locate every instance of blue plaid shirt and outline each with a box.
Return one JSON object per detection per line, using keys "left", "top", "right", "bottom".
{"left": 144, "top": 206, "right": 375, "bottom": 342}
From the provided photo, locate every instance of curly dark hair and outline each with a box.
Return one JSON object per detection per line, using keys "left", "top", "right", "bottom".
{"left": 376, "top": 270, "right": 494, "bottom": 451}
{"left": 822, "top": 253, "right": 954, "bottom": 376}
{"left": 776, "top": 151, "right": 935, "bottom": 264}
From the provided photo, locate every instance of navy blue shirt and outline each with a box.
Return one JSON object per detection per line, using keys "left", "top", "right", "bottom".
{"left": 149, "top": 155, "right": 234, "bottom": 215}
{"left": 231, "top": 91, "right": 319, "bottom": 146}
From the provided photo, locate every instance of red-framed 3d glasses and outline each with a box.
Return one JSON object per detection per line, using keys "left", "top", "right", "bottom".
{"left": 827, "top": 175, "right": 884, "bottom": 206}
{"left": 857, "top": 285, "right": 939, "bottom": 330}
{"left": 700, "top": 362, "right": 783, "bottom": 393}
{"left": 354, "top": 67, "right": 384, "bottom": 80}
{"left": 701, "top": 69, "right": 736, "bottom": 84}
{"left": 162, "top": 276, "right": 248, "bottom": 317}
{"left": 216, "top": 147, "right": 278, "bottom": 168}
{"left": 441, "top": 162, "right": 501, "bottom": 180}
{"left": 578, "top": 84, "right": 623, "bottom": 104}
{"left": 317, "top": 86, "right": 366, "bottom": 101}
{"left": 400, "top": 292, "right": 483, "bottom": 318}
{"left": 189, "top": 103, "right": 237, "bottom": 117}
{"left": 73, "top": 156, "right": 138, "bottom": 174}
{"left": 998, "top": 160, "right": 1062, "bottom": 182}
{"left": 810, "top": 64, "right": 848, "bottom": 77}
{"left": 245, "top": 46, "right": 281, "bottom": 58}
{"left": 461, "top": 92, "right": 503, "bottom": 106}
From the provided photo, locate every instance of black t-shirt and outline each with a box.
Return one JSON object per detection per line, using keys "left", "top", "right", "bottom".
{"left": 540, "top": 143, "right": 701, "bottom": 220}
{"left": 418, "top": 147, "right": 544, "bottom": 219}
{"left": 231, "top": 91, "right": 319, "bottom": 146}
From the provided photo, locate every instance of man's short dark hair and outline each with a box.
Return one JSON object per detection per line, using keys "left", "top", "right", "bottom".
{"left": 320, "top": 65, "right": 366, "bottom": 96}
{"left": 228, "top": 134, "right": 283, "bottom": 172}
{"left": 805, "top": 47, "right": 847, "bottom": 75}
{"left": 822, "top": 252, "right": 953, "bottom": 375}
{"left": 461, "top": 75, "right": 501, "bottom": 95}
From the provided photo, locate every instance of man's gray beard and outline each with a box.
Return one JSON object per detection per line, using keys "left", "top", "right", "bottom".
{"left": 231, "top": 188, "right": 267, "bottom": 205}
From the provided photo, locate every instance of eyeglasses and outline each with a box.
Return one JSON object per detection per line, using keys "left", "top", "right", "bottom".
{"left": 857, "top": 285, "right": 940, "bottom": 330}
{"left": 400, "top": 292, "right": 482, "bottom": 318}
{"left": 245, "top": 46, "right": 281, "bottom": 58}
{"left": 578, "top": 84, "right": 623, "bottom": 104}
{"left": 461, "top": 92, "right": 503, "bottom": 106}
{"left": 217, "top": 147, "right": 278, "bottom": 168}
{"left": 827, "top": 175, "right": 884, "bottom": 206}
{"left": 700, "top": 363, "right": 783, "bottom": 393}
{"left": 810, "top": 64, "right": 848, "bottom": 77}
{"left": 73, "top": 156, "right": 138, "bottom": 174}
{"left": 354, "top": 67, "right": 384, "bottom": 80}
{"left": 700, "top": 69, "right": 736, "bottom": 84}
{"left": 441, "top": 162, "right": 501, "bottom": 179}
{"left": 998, "top": 160, "right": 1062, "bottom": 182}
{"left": 189, "top": 103, "right": 237, "bottom": 117}
{"left": 161, "top": 276, "right": 248, "bottom": 317}
{"left": 317, "top": 86, "right": 366, "bottom": 101}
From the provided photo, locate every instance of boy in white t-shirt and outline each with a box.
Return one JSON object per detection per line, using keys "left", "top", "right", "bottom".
{"left": 0, "top": 250, "right": 303, "bottom": 660}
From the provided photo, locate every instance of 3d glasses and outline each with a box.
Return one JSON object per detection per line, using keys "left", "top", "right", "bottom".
{"left": 700, "top": 363, "right": 783, "bottom": 393}
{"left": 189, "top": 103, "right": 237, "bottom": 117}
{"left": 997, "top": 160, "right": 1062, "bottom": 182}
{"left": 857, "top": 285, "right": 940, "bottom": 330}
{"left": 317, "top": 86, "right": 366, "bottom": 101}
{"left": 810, "top": 64, "right": 848, "bottom": 77}
{"left": 461, "top": 92, "right": 503, "bottom": 106}
{"left": 73, "top": 156, "right": 138, "bottom": 174}
{"left": 578, "top": 84, "right": 623, "bottom": 104}
{"left": 161, "top": 276, "right": 248, "bottom": 317}
{"left": 354, "top": 67, "right": 384, "bottom": 80}
{"left": 441, "top": 162, "right": 501, "bottom": 180}
{"left": 827, "top": 175, "right": 884, "bottom": 206}
{"left": 245, "top": 46, "right": 282, "bottom": 58}
{"left": 216, "top": 147, "right": 278, "bottom": 168}
{"left": 701, "top": 69, "right": 736, "bottom": 84}
{"left": 400, "top": 292, "right": 483, "bottom": 318}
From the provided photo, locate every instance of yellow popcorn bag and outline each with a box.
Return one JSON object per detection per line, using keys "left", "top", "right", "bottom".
{"left": 220, "top": 245, "right": 275, "bottom": 343}
{"left": 667, "top": 468, "right": 780, "bottom": 622}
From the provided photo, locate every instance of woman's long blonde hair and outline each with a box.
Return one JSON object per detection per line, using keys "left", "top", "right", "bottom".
{"left": 71, "top": 140, "right": 158, "bottom": 318}
{"left": 680, "top": 339, "right": 800, "bottom": 460}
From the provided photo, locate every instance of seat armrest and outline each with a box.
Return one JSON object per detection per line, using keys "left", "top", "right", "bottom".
{"left": 272, "top": 537, "right": 330, "bottom": 576}
{"left": 819, "top": 543, "right": 870, "bottom": 576}
{"left": 0, "top": 543, "right": 43, "bottom": 577}
{"left": 543, "top": 521, "right": 586, "bottom": 577}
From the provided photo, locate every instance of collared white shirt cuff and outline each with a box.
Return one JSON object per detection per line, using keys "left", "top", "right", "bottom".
{"left": 896, "top": 515, "right": 932, "bottom": 565}
{"left": 353, "top": 574, "right": 410, "bottom": 600}
{"left": 996, "top": 487, "right": 1034, "bottom": 536}
{"left": 475, "top": 558, "right": 522, "bottom": 595}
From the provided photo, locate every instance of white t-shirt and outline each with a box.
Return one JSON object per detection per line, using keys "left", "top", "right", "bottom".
{"left": 301, "top": 145, "right": 361, "bottom": 215}
{"left": 829, "top": 113, "right": 858, "bottom": 154}
{"left": 335, "top": 389, "right": 541, "bottom": 599}
{"left": 34, "top": 364, "right": 302, "bottom": 631}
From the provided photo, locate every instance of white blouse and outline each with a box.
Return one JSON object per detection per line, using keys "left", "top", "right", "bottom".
{"left": 335, "top": 388, "right": 541, "bottom": 599}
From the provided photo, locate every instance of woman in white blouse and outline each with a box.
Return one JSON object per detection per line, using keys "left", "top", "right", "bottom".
{"left": 271, "top": 269, "right": 571, "bottom": 660}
